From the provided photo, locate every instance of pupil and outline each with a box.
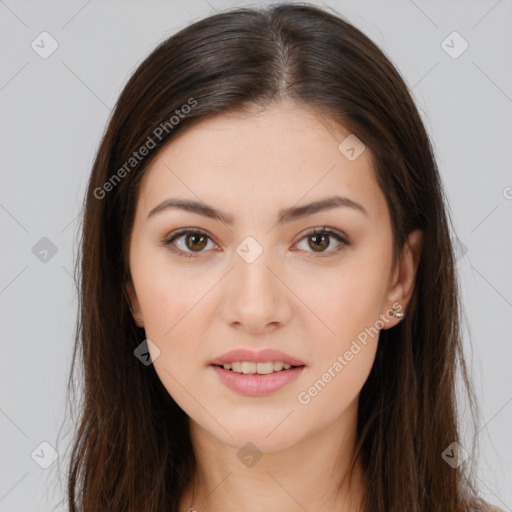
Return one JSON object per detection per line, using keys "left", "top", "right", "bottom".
{"left": 310, "top": 234, "right": 328, "bottom": 251}
{"left": 187, "top": 234, "right": 207, "bottom": 251}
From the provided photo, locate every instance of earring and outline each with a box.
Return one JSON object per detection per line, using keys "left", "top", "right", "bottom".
{"left": 127, "top": 304, "right": 144, "bottom": 326}
{"left": 123, "top": 287, "right": 144, "bottom": 326}
{"left": 392, "top": 310, "right": 405, "bottom": 318}
{"left": 132, "top": 312, "right": 144, "bottom": 327}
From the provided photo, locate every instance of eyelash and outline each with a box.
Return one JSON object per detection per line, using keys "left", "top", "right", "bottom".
{"left": 161, "top": 227, "right": 351, "bottom": 259}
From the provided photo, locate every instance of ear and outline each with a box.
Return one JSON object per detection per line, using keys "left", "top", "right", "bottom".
{"left": 381, "top": 229, "right": 423, "bottom": 329}
{"left": 125, "top": 279, "right": 144, "bottom": 328}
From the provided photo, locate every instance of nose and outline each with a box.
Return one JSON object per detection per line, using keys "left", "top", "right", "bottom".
{"left": 220, "top": 249, "right": 293, "bottom": 335}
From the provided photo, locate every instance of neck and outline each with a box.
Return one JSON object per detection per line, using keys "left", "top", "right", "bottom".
{"left": 178, "top": 399, "right": 366, "bottom": 512}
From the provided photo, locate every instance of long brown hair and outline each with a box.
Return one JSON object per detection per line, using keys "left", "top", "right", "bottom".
{"left": 62, "top": 3, "right": 494, "bottom": 511}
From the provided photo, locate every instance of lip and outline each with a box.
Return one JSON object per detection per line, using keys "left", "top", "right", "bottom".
{"left": 211, "top": 365, "right": 305, "bottom": 396}
{"left": 209, "top": 348, "right": 306, "bottom": 367}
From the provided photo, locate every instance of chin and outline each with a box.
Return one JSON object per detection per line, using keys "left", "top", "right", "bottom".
{"left": 201, "top": 418, "right": 307, "bottom": 453}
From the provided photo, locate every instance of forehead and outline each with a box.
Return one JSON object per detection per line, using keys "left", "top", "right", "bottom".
{"left": 136, "top": 102, "right": 384, "bottom": 220}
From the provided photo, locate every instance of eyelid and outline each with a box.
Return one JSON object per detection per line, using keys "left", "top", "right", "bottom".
{"left": 162, "top": 227, "right": 218, "bottom": 258}
{"left": 292, "top": 226, "right": 350, "bottom": 257}
{"left": 295, "top": 226, "right": 349, "bottom": 244}
{"left": 162, "top": 226, "right": 351, "bottom": 258}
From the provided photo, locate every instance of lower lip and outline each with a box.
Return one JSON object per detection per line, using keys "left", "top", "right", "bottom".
{"left": 210, "top": 365, "right": 305, "bottom": 396}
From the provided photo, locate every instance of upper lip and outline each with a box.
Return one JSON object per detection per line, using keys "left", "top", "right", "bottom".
{"left": 210, "top": 348, "right": 306, "bottom": 367}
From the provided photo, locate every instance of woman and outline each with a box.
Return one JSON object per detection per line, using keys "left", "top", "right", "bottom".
{"left": 64, "top": 3, "right": 501, "bottom": 511}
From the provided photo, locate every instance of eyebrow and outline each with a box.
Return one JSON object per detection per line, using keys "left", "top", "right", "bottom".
{"left": 147, "top": 195, "right": 367, "bottom": 224}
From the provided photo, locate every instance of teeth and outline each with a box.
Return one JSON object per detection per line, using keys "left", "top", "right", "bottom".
{"left": 221, "top": 361, "right": 295, "bottom": 374}
{"left": 241, "top": 361, "right": 257, "bottom": 374}
{"left": 254, "top": 362, "right": 273, "bottom": 374}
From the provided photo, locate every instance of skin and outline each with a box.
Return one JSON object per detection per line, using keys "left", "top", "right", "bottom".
{"left": 125, "top": 101, "right": 423, "bottom": 511}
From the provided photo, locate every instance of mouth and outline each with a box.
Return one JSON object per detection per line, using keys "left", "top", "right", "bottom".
{"left": 211, "top": 361, "right": 305, "bottom": 375}
{"left": 209, "top": 349, "right": 306, "bottom": 395}
{"left": 210, "top": 362, "right": 306, "bottom": 396}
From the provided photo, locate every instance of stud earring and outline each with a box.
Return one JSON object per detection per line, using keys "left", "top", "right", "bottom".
{"left": 127, "top": 304, "right": 143, "bottom": 326}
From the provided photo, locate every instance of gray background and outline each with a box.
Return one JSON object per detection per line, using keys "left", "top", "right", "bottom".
{"left": 1, "top": 0, "right": 511, "bottom": 510}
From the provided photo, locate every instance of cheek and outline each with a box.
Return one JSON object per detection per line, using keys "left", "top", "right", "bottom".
{"left": 140, "top": 273, "right": 207, "bottom": 406}
{"left": 130, "top": 265, "right": 205, "bottom": 383}
{"left": 288, "top": 250, "right": 389, "bottom": 408}
{"left": 133, "top": 245, "right": 204, "bottom": 333}
{"left": 142, "top": 282, "right": 204, "bottom": 354}
{"left": 296, "top": 338, "right": 378, "bottom": 428}
{"left": 290, "top": 253, "right": 390, "bottom": 340}
{"left": 294, "top": 269, "right": 385, "bottom": 415}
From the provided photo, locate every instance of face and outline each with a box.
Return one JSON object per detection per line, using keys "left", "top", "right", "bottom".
{"left": 125, "top": 101, "right": 421, "bottom": 452}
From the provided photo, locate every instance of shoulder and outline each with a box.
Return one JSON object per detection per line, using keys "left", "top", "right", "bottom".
{"left": 470, "top": 503, "right": 505, "bottom": 512}
{"left": 463, "top": 495, "right": 504, "bottom": 512}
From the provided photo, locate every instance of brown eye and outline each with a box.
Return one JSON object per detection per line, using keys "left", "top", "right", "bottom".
{"left": 185, "top": 233, "right": 208, "bottom": 251}
{"left": 163, "top": 229, "right": 215, "bottom": 258}
{"left": 295, "top": 228, "right": 349, "bottom": 256}
{"left": 308, "top": 233, "right": 330, "bottom": 252}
